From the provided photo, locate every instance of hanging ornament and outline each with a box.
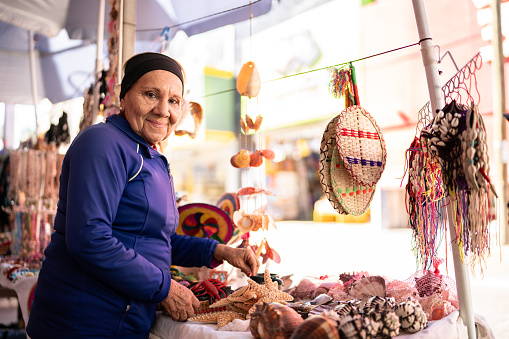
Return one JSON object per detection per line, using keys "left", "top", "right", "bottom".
{"left": 236, "top": 61, "right": 261, "bottom": 98}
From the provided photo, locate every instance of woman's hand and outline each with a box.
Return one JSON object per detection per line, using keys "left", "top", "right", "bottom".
{"left": 214, "top": 244, "right": 259, "bottom": 276}
{"left": 160, "top": 279, "right": 200, "bottom": 322}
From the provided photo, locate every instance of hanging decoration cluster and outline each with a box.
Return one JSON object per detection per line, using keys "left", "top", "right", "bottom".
{"left": 404, "top": 53, "right": 496, "bottom": 271}
{"left": 7, "top": 149, "right": 64, "bottom": 259}
{"left": 222, "top": 57, "right": 280, "bottom": 265}
{"left": 420, "top": 101, "right": 496, "bottom": 269}
{"left": 319, "top": 64, "right": 387, "bottom": 216}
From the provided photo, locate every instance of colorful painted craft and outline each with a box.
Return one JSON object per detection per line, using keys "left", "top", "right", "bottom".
{"left": 177, "top": 203, "right": 234, "bottom": 244}
{"left": 216, "top": 192, "right": 240, "bottom": 219}
{"left": 335, "top": 105, "right": 387, "bottom": 187}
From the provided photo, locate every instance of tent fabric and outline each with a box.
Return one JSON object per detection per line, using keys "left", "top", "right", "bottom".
{"left": 0, "top": 0, "right": 272, "bottom": 105}
{"left": 0, "top": 0, "right": 69, "bottom": 38}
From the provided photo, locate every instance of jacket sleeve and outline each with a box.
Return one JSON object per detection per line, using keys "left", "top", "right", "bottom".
{"left": 63, "top": 128, "right": 171, "bottom": 304}
{"left": 170, "top": 233, "right": 219, "bottom": 268}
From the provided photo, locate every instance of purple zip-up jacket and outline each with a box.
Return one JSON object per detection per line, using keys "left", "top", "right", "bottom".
{"left": 27, "top": 114, "right": 219, "bottom": 339}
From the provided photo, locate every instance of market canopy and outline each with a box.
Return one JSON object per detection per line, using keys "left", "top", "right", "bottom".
{"left": 0, "top": 0, "right": 272, "bottom": 104}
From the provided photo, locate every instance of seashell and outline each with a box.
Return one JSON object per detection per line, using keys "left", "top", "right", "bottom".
{"left": 367, "top": 303, "right": 400, "bottom": 338}
{"left": 261, "top": 149, "right": 276, "bottom": 160}
{"left": 245, "top": 115, "right": 256, "bottom": 129}
{"left": 430, "top": 137, "right": 440, "bottom": 144}
{"left": 436, "top": 141, "right": 446, "bottom": 147}
{"left": 432, "top": 124, "right": 439, "bottom": 132}
{"left": 230, "top": 154, "right": 240, "bottom": 168}
{"left": 446, "top": 113, "right": 453, "bottom": 121}
{"left": 360, "top": 295, "right": 386, "bottom": 313}
{"left": 451, "top": 117, "right": 459, "bottom": 127}
{"left": 235, "top": 150, "right": 251, "bottom": 168}
{"left": 437, "top": 110, "right": 444, "bottom": 118}
{"left": 253, "top": 115, "right": 264, "bottom": 131}
{"left": 338, "top": 313, "right": 379, "bottom": 339}
{"left": 349, "top": 276, "right": 386, "bottom": 299}
{"left": 290, "top": 315, "right": 339, "bottom": 339}
{"left": 335, "top": 303, "right": 356, "bottom": 318}
{"left": 395, "top": 298, "right": 428, "bottom": 333}
{"left": 249, "top": 302, "right": 304, "bottom": 339}
{"left": 250, "top": 151, "right": 264, "bottom": 167}
{"left": 240, "top": 118, "right": 250, "bottom": 134}
{"left": 439, "top": 124, "right": 448, "bottom": 135}
{"left": 237, "top": 61, "right": 261, "bottom": 98}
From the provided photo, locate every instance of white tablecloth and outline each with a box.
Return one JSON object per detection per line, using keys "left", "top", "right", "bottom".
{"left": 150, "top": 310, "right": 495, "bottom": 339}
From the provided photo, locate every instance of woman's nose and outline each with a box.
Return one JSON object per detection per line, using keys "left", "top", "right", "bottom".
{"left": 154, "top": 99, "right": 170, "bottom": 117}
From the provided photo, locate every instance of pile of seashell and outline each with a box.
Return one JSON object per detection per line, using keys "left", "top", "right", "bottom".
{"left": 249, "top": 273, "right": 429, "bottom": 339}
{"left": 249, "top": 295, "right": 428, "bottom": 339}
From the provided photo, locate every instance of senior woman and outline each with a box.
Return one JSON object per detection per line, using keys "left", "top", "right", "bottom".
{"left": 26, "top": 52, "right": 259, "bottom": 339}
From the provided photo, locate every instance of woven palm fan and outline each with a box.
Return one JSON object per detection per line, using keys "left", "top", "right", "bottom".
{"left": 335, "top": 106, "right": 387, "bottom": 187}
{"left": 319, "top": 116, "right": 346, "bottom": 215}
{"left": 330, "top": 146, "right": 375, "bottom": 215}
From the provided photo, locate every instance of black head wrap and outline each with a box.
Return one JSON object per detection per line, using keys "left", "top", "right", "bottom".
{"left": 120, "top": 52, "right": 184, "bottom": 100}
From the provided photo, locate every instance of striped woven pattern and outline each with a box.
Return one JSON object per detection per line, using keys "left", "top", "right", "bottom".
{"left": 335, "top": 105, "right": 387, "bottom": 187}
{"left": 319, "top": 116, "right": 347, "bottom": 215}
{"left": 330, "top": 146, "right": 375, "bottom": 215}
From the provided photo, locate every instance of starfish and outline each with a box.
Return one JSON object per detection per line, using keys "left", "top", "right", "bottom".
{"left": 188, "top": 310, "right": 246, "bottom": 329}
{"left": 209, "top": 284, "right": 258, "bottom": 308}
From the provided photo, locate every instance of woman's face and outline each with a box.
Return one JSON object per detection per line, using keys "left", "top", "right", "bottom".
{"left": 121, "top": 70, "right": 183, "bottom": 145}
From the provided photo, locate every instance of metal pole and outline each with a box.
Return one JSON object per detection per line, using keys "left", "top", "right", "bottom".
{"left": 92, "top": 0, "right": 106, "bottom": 124}
{"left": 28, "top": 30, "right": 39, "bottom": 141}
{"left": 491, "top": 0, "right": 508, "bottom": 245}
{"left": 411, "top": 1, "right": 476, "bottom": 338}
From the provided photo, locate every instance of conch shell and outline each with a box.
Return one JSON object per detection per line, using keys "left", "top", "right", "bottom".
{"left": 290, "top": 315, "right": 339, "bottom": 339}
{"left": 249, "top": 302, "right": 303, "bottom": 339}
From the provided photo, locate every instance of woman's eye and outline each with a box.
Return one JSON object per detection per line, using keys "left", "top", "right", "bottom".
{"left": 169, "top": 98, "right": 180, "bottom": 105}
{"left": 146, "top": 92, "right": 157, "bottom": 98}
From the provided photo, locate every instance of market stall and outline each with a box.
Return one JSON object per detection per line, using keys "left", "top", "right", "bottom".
{"left": 0, "top": 0, "right": 504, "bottom": 338}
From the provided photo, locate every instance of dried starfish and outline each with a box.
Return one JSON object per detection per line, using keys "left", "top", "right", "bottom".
{"left": 246, "top": 270, "right": 293, "bottom": 316}
{"left": 188, "top": 310, "right": 245, "bottom": 329}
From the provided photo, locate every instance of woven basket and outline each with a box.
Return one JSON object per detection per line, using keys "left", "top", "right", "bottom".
{"left": 319, "top": 116, "right": 346, "bottom": 215}
{"left": 330, "top": 146, "right": 375, "bottom": 215}
{"left": 335, "top": 105, "right": 387, "bottom": 187}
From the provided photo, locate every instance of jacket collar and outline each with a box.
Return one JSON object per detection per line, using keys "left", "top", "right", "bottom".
{"left": 106, "top": 114, "right": 162, "bottom": 159}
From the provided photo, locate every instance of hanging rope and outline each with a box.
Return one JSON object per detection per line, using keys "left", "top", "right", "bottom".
{"left": 193, "top": 41, "right": 421, "bottom": 100}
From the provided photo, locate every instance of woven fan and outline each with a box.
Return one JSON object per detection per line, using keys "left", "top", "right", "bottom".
{"left": 335, "top": 105, "right": 387, "bottom": 187}
{"left": 319, "top": 116, "right": 346, "bottom": 215}
{"left": 330, "top": 146, "right": 375, "bottom": 215}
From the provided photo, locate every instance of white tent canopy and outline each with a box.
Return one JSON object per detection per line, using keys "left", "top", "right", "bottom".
{"left": 0, "top": 0, "right": 272, "bottom": 104}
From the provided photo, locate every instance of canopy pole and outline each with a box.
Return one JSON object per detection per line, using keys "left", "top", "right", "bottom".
{"left": 411, "top": 1, "right": 476, "bottom": 338}
{"left": 117, "top": 0, "right": 124, "bottom": 86}
{"left": 92, "top": 0, "right": 106, "bottom": 124}
{"left": 121, "top": 0, "right": 136, "bottom": 75}
{"left": 28, "top": 30, "right": 39, "bottom": 140}
{"left": 491, "top": 0, "right": 508, "bottom": 245}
